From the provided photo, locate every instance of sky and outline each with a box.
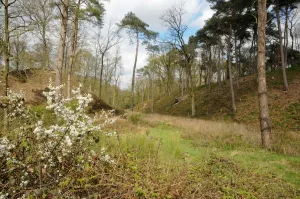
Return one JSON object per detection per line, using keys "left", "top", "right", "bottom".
{"left": 102, "top": 0, "right": 214, "bottom": 89}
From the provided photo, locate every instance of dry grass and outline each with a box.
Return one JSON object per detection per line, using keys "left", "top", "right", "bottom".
{"left": 144, "top": 113, "right": 261, "bottom": 146}
{"left": 105, "top": 117, "right": 149, "bottom": 135}
{"left": 142, "top": 114, "right": 300, "bottom": 155}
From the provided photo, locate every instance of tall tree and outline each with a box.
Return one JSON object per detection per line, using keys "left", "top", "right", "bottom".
{"left": 161, "top": 3, "right": 197, "bottom": 116}
{"left": 23, "top": 0, "right": 55, "bottom": 69}
{"left": 96, "top": 22, "right": 121, "bottom": 99}
{"left": 111, "top": 48, "right": 122, "bottom": 108}
{"left": 67, "top": 0, "right": 105, "bottom": 98}
{"left": 145, "top": 44, "right": 160, "bottom": 112}
{"left": 257, "top": 0, "right": 272, "bottom": 149}
{"left": 55, "top": 0, "right": 69, "bottom": 98}
{"left": 119, "top": 12, "right": 157, "bottom": 111}
{"left": 0, "top": 0, "right": 25, "bottom": 130}
{"left": 275, "top": 0, "right": 289, "bottom": 91}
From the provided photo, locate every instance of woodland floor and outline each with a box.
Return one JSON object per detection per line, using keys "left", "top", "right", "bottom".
{"left": 103, "top": 112, "right": 300, "bottom": 198}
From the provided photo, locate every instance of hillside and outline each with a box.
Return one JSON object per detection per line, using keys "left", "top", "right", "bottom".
{"left": 136, "top": 66, "right": 300, "bottom": 132}
{"left": 3, "top": 69, "right": 120, "bottom": 112}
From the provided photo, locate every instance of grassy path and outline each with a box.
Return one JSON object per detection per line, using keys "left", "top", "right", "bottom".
{"left": 145, "top": 120, "right": 300, "bottom": 189}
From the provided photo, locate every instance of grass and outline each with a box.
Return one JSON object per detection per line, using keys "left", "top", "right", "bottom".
{"left": 9, "top": 104, "right": 298, "bottom": 198}
{"left": 141, "top": 114, "right": 300, "bottom": 189}
{"left": 87, "top": 109, "right": 300, "bottom": 197}
{"left": 147, "top": 123, "right": 204, "bottom": 160}
{"left": 219, "top": 150, "right": 300, "bottom": 187}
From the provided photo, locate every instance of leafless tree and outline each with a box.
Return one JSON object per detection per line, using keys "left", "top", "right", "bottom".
{"left": 96, "top": 21, "right": 121, "bottom": 99}
{"left": 23, "top": 0, "right": 55, "bottom": 69}
{"left": 0, "top": 0, "right": 29, "bottom": 130}
{"left": 161, "top": 3, "right": 197, "bottom": 116}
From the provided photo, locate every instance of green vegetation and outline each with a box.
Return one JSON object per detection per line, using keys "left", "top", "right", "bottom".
{"left": 93, "top": 118, "right": 300, "bottom": 198}
{"left": 147, "top": 122, "right": 300, "bottom": 188}
{"left": 1, "top": 0, "right": 300, "bottom": 197}
{"left": 136, "top": 66, "right": 300, "bottom": 132}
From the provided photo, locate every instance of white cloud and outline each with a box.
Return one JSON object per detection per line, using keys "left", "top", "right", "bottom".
{"left": 102, "top": 0, "right": 213, "bottom": 89}
{"left": 189, "top": 3, "right": 215, "bottom": 29}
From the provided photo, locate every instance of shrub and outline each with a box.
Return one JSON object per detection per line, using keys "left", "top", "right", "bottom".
{"left": 129, "top": 113, "right": 142, "bottom": 125}
{"left": 0, "top": 83, "right": 116, "bottom": 198}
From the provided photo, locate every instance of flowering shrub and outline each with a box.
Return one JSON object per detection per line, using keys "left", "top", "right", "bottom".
{"left": 0, "top": 83, "right": 116, "bottom": 198}
{"left": 0, "top": 89, "right": 28, "bottom": 125}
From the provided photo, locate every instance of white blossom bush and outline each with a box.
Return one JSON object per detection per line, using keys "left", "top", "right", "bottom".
{"left": 0, "top": 89, "right": 28, "bottom": 126}
{"left": 0, "top": 83, "right": 117, "bottom": 198}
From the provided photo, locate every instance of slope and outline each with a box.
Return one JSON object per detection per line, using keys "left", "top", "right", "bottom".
{"left": 2, "top": 69, "right": 119, "bottom": 112}
{"left": 136, "top": 66, "right": 300, "bottom": 132}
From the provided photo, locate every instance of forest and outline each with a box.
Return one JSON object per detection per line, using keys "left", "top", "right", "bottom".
{"left": 0, "top": 0, "right": 300, "bottom": 198}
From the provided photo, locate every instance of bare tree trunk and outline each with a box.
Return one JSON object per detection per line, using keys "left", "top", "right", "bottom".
{"left": 257, "top": 0, "right": 272, "bottom": 149}
{"left": 217, "top": 44, "right": 221, "bottom": 90}
{"left": 99, "top": 53, "right": 105, "bottom": 98}
{"left": 3, "top": 0, "right": 10, "bottom": 130}
{"left": 93, "top": 60, "right": 98, "bottom": 91}
{"left": 249, "top": 35, "right": 255, "bottom": 75}
{"left": 112, "top": 86, "right": 116, "bottom": 107}
{"left": 55, "top": 0, "right": 69, "bottom": 98}
{"left": 67, "top": 0, "right": 80, "bottom": 98}
{"left": 187, "top": 66, "right": 195, "bottom": 117}
{"left": 228, "top": 25, "right": 237, "bottom": 113}
{"left": 181, "top": 78, "right": 184, "bottom": 97}
{"left": 276, "top": 0, "right": 289, "bottom": 91}
{"left": 131, "top": 31, "right": 139, "bottom": 111}
{"left": 198, "top": 62, "right": 202, "bottom": 86}
{"left": 151, "top": 78, "right": 154, "bottom": 113}
{"left": 147, "top": 84, "right": 150, "bottom": 100}
{"left": 284, "top": 5, "right": 289, "bottom": 68}
{"left": 42, "top": 24, "right": 49, "bottom": 70}
{"left": 290, "top": 27, "right": 294, "bottom": 52}
{"left": 234, "top": 34, "right": 240, "bottom": 89}
{"left": 208, "top": 46, "right": 212, "bottom": 90}
{"left": 200, "top": 70, "right": 202, "bottom": 87}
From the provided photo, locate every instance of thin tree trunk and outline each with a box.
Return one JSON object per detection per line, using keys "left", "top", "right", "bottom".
{"left": 284, "top": 5, "right": 289, "bottom": 68}
{"left": 93, "top": 60, "right": 98, "bottom": 91}
{"left": 234, "top": 34, "right": 240, "bottom": 89}
{"left": 198, "top": 62, "right": 202, "bottom": 86}
{"left": 290, "top": 27, "right": 294, "bottom": 52}
{"left": 64, "top": 38, "right": 69, "bottom": 73}
{"left": 151, "top": 77, "right": 154, "bottom": 113}
{"left": 55, "top": 0, "right": 69, "bottom": 98}
{"left": 276, "top": 0, "right": 289, "bottom": 91}
{"left": 67, "top": 0, "right": 80, "bottom": 98}
{"left": 99, "top": 53, "right": 105, "bottom": 98}
{"left": 218, "top": 45, "right": 221, "bottom": 90}
{"left": 181, "top": 78, "right": 184, "bottom": 97}
{"left": 42, "top": 24, "right": 49, "bottom": 70}
{"left": 3, "top": 0, "right": 9, "bottom": 130}
{"left": 249, "top": 34, "right": 255, "bottom": 75}
{"left": 184, "top": 64, "right": 195, "bottom": 117}
{"left": 131, "top": 31, "right": 139, "bottom": 111}
{"left": 228, "top": 25, "right": 237, "bottom": 113}
{"left": 200, "top": 69, "right": 202, "bottom": 87}
{"left": 257, "top": 0, "right": 272, "bottom": 149}
{"left": 113, "top": 85, "right": 116, "bottom": 108}
{"left": 191, "top": 92, "right": 195, "bottom": 117}
{"left": 208, "top": 46, "right": 212, "bottom": 90}
{"left": 238, "top": 43, "right": 242, "bottom": 75}
{"left": 148, "top": 84, "right": 150, "bottom": 100}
